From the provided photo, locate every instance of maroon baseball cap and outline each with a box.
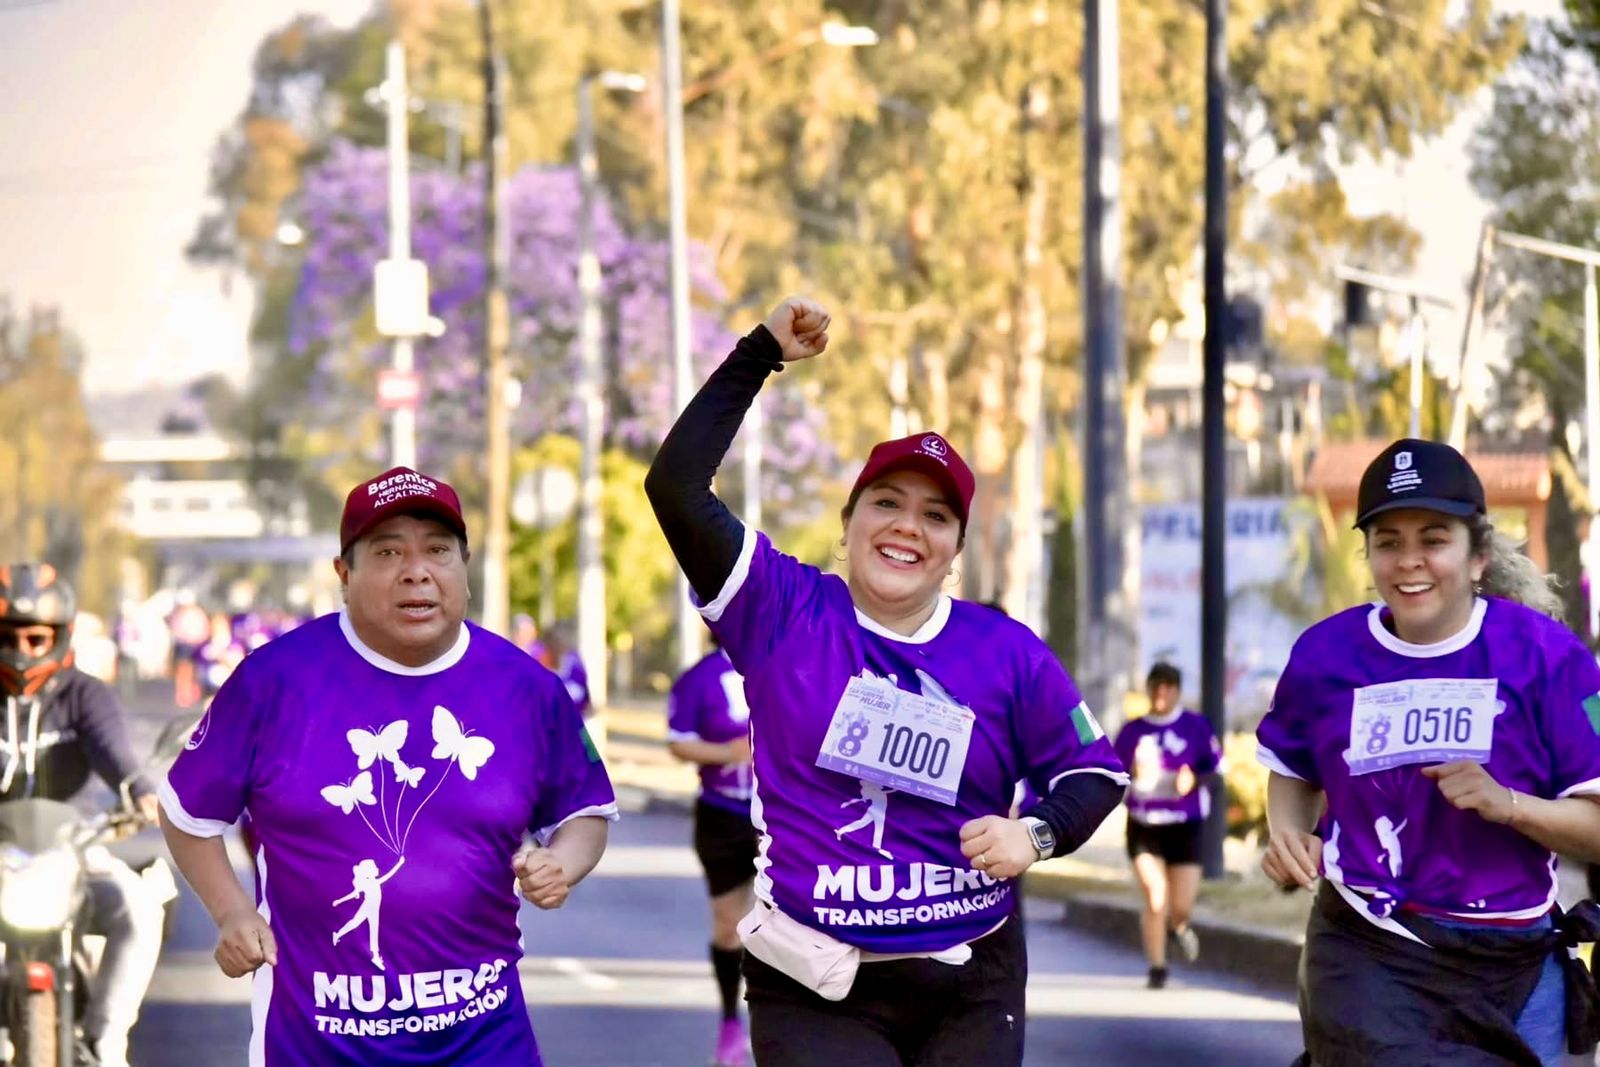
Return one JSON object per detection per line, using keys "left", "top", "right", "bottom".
{"left": 340, "top": 466, "right": 467, "bottom": 553}
{"left": 848, "top": 432, "right": 975, "bottom": 526}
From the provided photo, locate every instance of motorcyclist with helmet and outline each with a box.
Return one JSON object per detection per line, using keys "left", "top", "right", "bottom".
{"left": 0, "top": 564, "right": 162, "bottom": 1067}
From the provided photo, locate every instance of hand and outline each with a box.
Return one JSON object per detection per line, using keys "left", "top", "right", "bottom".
{"left": 215, "top": 906, "right": 276, "bottom": 978}
{"left": 1422, "top": 760, "right": 1516, "bottom": 825}
{"left": 1175, "top": 765, "right": 1197, "bottom": 797}
{"left": 136, "top": 793, "right": 161, "bottom": 826}
{"left": 725, "top": 736, "right": 752, "bottom": 765}
{"left": 958, "top": 815, "right": 1037, "bottom": 881}
{"left": 1261, "top": 828, "right": 1322, "bottom": 890}
{"left": 514, "top": 845, "right": 570, "bottom": 909}
{"left": 762, "top": 297, "right": 831, "bottom": 362}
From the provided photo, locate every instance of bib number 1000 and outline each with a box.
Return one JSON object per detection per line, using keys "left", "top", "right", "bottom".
{"left": 1402, "top": 706, "right": 1473, "bottom": 745}
{"left": 877, "top": 724, "right": 951, "bottom": 778}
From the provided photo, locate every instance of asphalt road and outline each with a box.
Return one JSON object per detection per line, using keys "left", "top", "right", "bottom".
{"left": 101, "top": 689, "right": 1302, "bottom": 1066}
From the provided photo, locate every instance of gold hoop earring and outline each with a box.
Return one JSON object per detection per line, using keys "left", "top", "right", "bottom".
{"left": 833, "top": 542, "right": 848, "bottom": 563}
{"left": 945, "top": 567, "right": 962, "bottom": 587}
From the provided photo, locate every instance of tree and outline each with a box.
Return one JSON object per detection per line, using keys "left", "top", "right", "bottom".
{"left": 0, "top": 301, "right": 123, "bottom": 614}
{"left": 191, "top": 0, "right": 1527, "bottom": 654}
{"left": 1469, "top": 23, "right": 1600, "bottom": 630}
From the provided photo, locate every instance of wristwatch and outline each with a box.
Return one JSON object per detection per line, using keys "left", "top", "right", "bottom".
{"left": 1020, "top": 817, "right": 1056, "bottom": 862}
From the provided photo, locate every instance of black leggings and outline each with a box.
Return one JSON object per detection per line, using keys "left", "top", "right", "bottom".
{"left": 743, "top": 918, "right": 1027, "bottom": 1067}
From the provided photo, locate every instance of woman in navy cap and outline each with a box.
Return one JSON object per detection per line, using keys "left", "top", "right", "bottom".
{"left": 646, "top": 297, "right": 1128, "bottom": 1066}
{"left": 1258, "top": 438, "right": 1600, "bottom": 1065}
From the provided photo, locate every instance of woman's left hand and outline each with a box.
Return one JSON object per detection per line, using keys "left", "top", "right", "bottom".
{"left": 1422, "top": 760, "right": 1516, "bottom": 825}
{"left": 958, "top": 816, "right": 1038, "bottom": 880}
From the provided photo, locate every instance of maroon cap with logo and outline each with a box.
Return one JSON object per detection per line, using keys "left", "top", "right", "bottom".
{"left": 340, "top": 466, "right": 468, "bottom": 553}
{"left": 848, "top": 432, "right": 976, "bottom": 525}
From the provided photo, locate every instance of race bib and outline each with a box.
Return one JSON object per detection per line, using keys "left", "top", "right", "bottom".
{"left": 1344, "top": 678, "right": 1499, "bottom": 776}
{"left": 814, "top": 675, "right": 975, "bottom": 806}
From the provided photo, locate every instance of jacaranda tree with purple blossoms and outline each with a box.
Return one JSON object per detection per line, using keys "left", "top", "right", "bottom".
{"left": 290, "top": 142, "right": 828, "bottom": 497}
{"left": 286, "top": 142, "right": 830, "bottom": 654}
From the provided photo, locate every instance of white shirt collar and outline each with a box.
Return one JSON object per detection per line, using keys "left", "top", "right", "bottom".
{"left": 854, "top": 595, "right": 952, "bottom": 645}
{"left": 1365, "top": 597, "right": 1488, "bottom": 658}
{"left": 338, "top": 609, "right": 471, "bottom": 675}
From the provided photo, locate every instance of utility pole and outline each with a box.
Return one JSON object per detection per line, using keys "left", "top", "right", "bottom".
{"left": 662, "top": 0, "right": 699, "bottom": 671}
{"left": 1447, "top": 223, "right": 1494, "bottom": 451}
{"left": 372, "top": 40, "right": 432, "bottom": 468}
{"left": 1200, "top": 0, "right": 1228, "bottom": 879}
{"left": 385, "top": 41, "right": 417, "bottom": 470}
{"left": 479, "top": 0, "right": 511, "bottom": 635}
{"left": 1082, "top": 0, "right": 1133, "bottom": 729}
{"left": 575, "top": 73, "right": 609, "bottom": 709}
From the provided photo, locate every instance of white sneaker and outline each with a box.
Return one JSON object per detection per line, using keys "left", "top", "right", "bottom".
{"left": 1171, "top": 925, "right": 1200, "bottom": 963}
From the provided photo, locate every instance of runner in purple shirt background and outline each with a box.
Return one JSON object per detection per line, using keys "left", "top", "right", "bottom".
{"left": 159, "top": 466, "right": 618, "bottom": 1066}
{"left": 667, "top": 640, "right": 758, "bottom": 1067}
{"left": 646, "top": 296, "right": 1128, "bottom": 1067}
{"left": 1112, "top": 662, "right": 1221, "bottom": 989}
{"left": 1257, "top": 438, "right": 1600, "bottom": 1066}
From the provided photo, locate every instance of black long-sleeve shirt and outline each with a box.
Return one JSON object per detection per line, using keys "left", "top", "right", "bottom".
{"left": 0, "top": 668, "right": 152, "bottom": 804}
{"left": 645, "top": 328, "right": 1122, "bottom": 858}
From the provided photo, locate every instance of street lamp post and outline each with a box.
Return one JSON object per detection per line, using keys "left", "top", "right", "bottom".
{"left": 660, "top": 0, "right": 698, "bottom": 672}
{"left": 575, "top": 69, "right": 646, "bottom": 711}
{"left": 479, "top": 0, "right": 512, "bottom": 636}
{"left": 1334, "top": 265, "right": 1455, "bottom": 440}
{"left": 373, "top": 39, "right": 427, "bottom": 470}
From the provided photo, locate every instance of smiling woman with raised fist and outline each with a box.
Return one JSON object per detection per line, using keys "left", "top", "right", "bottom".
{"left": 645, "top": 297, "right": 1128, "bottom": 1067}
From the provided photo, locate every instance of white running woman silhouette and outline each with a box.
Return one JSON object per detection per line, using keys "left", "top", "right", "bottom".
{"left": 835, "top": 781, "right": 895, "bottom": 859}
{"left": 1374, "top": 815, "right": 1409, "bottom": 879}
{"left": 332, "top": 856, "right": 406, "bottom": 971}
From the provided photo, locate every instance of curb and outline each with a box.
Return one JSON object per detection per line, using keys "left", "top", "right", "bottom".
{"left": 1025, "top": 880, "right": 1304, "bottom": 993}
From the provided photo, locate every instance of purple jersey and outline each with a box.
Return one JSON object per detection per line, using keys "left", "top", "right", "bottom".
{"left": 1113, "top": 710, "right": 1221, "bottom": 825}
{"left": 1257, "top": 597, "right": 1600, "bottom": 923}
{"left": 699, "top": 528, "right": 1127, "bottom": 953}
{"left": 160, "top": 613, "right": 618, "bottom": 1066}
{"left": 667, "top": 649, "right": 753, "bottom": 816}
{"left": 555, "top": 652, "right": 590, "bottom": 717}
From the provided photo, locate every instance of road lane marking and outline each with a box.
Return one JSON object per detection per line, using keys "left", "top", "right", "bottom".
{"left": 147, "top": 952, "right": 1295, "bottom": 1023}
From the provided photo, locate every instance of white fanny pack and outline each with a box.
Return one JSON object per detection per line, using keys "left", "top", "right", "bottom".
{"left": 737, "top": 900, "right": 979, "bottom": 1001}
{"left": 738, "top": 899, "right": 861, "bottom": 1001}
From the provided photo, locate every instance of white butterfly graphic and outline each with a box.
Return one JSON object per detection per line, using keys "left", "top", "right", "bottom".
{"left": 431, "top": 705, "right": 495, "bottom": 781}
{"left": 393, "top": 758, "right": 425, "bottom": 788}
{"left": 321, "top": 771, "right": 377, "bottom": 814}
{"left": 348, "top": 721, "right": 408, "bottom": 769}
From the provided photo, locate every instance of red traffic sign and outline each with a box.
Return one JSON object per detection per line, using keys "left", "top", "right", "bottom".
{"left": 376, "top": 369, "right": 421, "bottom": 410}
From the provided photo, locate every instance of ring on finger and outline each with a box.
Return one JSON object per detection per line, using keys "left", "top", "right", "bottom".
{"left": 978, "top": 852, "right": 989, "bottom": 868}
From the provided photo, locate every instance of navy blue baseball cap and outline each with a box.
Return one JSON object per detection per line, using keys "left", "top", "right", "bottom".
{"left": 1354, "top": 438, "right": 1486, "bottom": 529}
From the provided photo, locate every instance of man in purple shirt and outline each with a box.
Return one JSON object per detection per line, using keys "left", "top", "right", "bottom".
{"left": 668, "top": 642, "right": 757, "bottom": 1067}
{"left": 1112, "top": 662, "right": 1221, "bottom": 988}
{"left": 159, "top": 466, "right": 617, "bottom": 1066}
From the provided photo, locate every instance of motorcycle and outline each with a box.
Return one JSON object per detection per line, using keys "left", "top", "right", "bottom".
{"left": 0, "top": 719, "right": 189, "bottom": 1067}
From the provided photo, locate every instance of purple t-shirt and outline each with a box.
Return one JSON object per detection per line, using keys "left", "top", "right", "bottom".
{"left": 1113, "top": 710, "right": 1221, "bottom": 825}
{"left": 555, "top": 652, "right": 590, "bottom": 717}
{"left": 699, "top": 528, "right": 1128, "bottom": 953}
{"left": 667, "top": 649, "right": 752, "bottom": 816}
{"left": 160, "top": 613, "right": 618, "bottom": 1066}
{"left": 1257, "top": 597, "right": 1600, "bottom": 923}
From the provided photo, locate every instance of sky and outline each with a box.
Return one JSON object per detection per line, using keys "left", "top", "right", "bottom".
{"left": 0, "top": 0, "right": 1569, "bottom": 410}
{"left": 0, "top": 0, "right": 372, "bottom": 396}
